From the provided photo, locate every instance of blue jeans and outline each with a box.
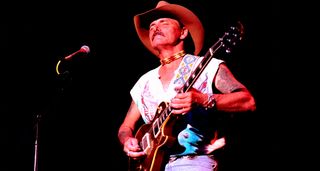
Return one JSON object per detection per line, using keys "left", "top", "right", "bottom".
{"left": 164, "top": 155, "right": 218, "bottom": 171}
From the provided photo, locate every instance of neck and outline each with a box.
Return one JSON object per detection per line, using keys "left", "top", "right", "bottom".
{"left": 160, "top": 50, "right": 186, "bottom": 66}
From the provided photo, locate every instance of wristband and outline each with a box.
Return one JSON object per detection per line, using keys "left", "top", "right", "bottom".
{"left": 205, "top": 94, "right": 216, "bottom": 110}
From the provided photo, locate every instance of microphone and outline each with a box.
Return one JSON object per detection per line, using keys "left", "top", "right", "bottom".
{"left": 64, "top": 45, "right": 90, "bottom": 60}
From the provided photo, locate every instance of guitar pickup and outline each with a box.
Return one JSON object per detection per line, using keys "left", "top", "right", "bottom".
{"left": 152, "top": 119, "right": 160, "bottom": 138}
{"left": 141, "top": 133, "right": 151, "bottom": 154}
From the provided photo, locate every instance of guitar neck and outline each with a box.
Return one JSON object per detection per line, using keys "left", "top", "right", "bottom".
{"left": 181, "top": 23, "right": 244, "bottom": 93}
{"left": 181, "top": 38, "right": 224, "bottom": 93}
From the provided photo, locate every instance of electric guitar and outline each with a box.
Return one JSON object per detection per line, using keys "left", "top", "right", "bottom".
{"left": 129, "top": 21, "right": 244, "bottom": 171}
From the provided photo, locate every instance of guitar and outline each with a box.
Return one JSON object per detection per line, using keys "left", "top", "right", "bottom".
{"left": 129, "top": 21, "right": 244, "bottom": 171}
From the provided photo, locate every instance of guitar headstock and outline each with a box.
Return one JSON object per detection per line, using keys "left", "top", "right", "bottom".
{"left": 222, "top": 21, "right": 244, "bottom": 53}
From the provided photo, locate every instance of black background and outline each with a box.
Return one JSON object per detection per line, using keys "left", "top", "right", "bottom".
{"left": 1, "top": 0, "right": 274, "bottom": 170}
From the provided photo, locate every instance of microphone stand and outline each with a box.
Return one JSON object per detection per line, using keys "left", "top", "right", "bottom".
{"left": 33, "top": 114, "right": 40, "bottom": 171}
{"left": 33, "top": 59, "right": 72, "bottom": 171}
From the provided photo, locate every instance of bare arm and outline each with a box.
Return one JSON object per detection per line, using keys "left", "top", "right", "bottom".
{"left": 170, "top": 63, "right": 256, "bottom": 114}
{"left": 118, "top": 100, "right": 141, "bottom": 145}
{"left": 213, "top": 63, "right": 256, "bottom": 112}
{"left": 118, "top": 100, "right": 146, "bottom": 157}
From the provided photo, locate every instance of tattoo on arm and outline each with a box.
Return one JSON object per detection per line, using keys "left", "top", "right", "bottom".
{"left": 118, "top": 131, "right": 129, "bottom": 144}
{"left": 215, "top": 64, "right": 246, "bottom": 93}
{"left": 118, "top": 126, "right": 133, "bottom": 144}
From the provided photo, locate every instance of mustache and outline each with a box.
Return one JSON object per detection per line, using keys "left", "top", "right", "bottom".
{"left": 152, "top": 30, "right": 164, "bottom": 41}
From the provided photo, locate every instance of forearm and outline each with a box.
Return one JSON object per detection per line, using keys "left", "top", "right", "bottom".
{"left": 214, "top": 91, "right": 256, "bottom": 112}
{"left": 118, "top": 125, "right": 134, "bottom": 145}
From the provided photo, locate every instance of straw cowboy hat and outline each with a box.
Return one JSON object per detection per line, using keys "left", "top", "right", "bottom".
{"left": 133, "top": 1, "right": 204, "bottom": 56}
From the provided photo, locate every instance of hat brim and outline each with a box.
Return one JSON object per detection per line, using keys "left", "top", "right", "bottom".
{"left": 134, "top": 3, "right": 204, "bottom": 56}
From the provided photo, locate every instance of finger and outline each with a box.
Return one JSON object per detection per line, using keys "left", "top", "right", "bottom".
{"left": 128, "top": 151, "right": 146, "bottom": 158}
{"left": 172, "top": 108, "right": 186, "bottom": 115}
{"left": 181, "top": 107, "right": 191, "bottom": 115}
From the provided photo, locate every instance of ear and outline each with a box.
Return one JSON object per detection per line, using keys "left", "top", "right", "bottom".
{"left": 180, "top": 27, "right": 189, "bottom": 40}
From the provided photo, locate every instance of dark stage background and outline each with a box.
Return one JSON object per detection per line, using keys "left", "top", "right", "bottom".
{"left": 1, "top": 0, "right": 273, "bottom": 170}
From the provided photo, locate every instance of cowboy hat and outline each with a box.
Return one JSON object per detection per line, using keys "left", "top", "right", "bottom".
{"left": 133, "top": 1, "right": 204, "bottom": 56}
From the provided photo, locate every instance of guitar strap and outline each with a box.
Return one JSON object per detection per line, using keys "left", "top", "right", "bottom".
{"left": 173, "top": 54, "right": 201, "bottom": 86}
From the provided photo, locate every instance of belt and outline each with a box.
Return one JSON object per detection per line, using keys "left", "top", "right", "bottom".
{"left": 169, "top": 154, "right": 214, "bottom": 163}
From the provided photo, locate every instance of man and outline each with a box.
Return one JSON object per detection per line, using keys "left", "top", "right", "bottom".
{"left": 118, "top": 1, "right": 256, "bottom": 170}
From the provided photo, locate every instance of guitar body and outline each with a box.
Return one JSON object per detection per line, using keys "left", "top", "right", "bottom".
{"left": 129, "top": 102, "right": 179, "bottom": 171}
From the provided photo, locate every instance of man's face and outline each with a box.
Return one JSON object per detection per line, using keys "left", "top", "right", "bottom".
{"left": 148, "top": 18, "right": 182, "bottom": 48}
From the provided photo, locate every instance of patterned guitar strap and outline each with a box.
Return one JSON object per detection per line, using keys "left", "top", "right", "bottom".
{"left": 173, "top": 54, "right": 199, "bottom": 88}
